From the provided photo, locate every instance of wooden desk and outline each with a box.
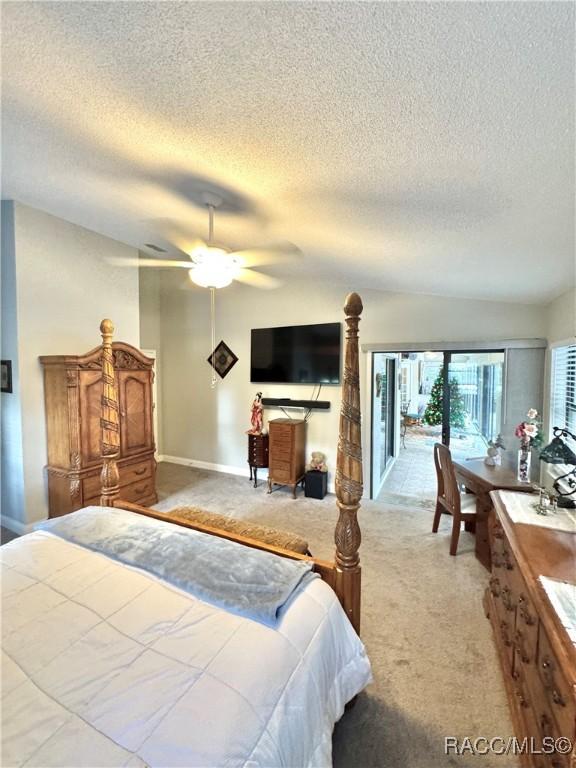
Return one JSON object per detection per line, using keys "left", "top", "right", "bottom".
{"left": 453, "top": 459, "right": 536, "bottom": 571}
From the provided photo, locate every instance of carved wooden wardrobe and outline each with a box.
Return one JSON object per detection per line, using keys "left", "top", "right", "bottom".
{"left": 40, "top": 342, "right": 157, "bottom": 517}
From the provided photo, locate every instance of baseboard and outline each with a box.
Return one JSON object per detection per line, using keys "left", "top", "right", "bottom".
{"left": 1, "top": 514, "right": 35, "bottom": 535}
{"left": 158, "top": 455, "right": 336, "bottom": 494}
{"left": 160, "top": 454, "right": 254, "bottom": 479}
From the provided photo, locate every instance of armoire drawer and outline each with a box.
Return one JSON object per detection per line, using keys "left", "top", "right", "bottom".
{"left": 83, "top": 472, "right": 105, "bottom": 501}
{"left": 120, "top": 459, "right": 153, "bottom": 487}
{"left": 120, "top": 478, "right": 156, "bottom": 504}
{"left": 82, "top": 459, "right": 153, "bottom": 500}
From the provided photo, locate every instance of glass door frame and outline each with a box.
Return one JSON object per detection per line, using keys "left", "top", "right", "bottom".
{"left": 370, "top": 352, "right": 399, "bottom": 498}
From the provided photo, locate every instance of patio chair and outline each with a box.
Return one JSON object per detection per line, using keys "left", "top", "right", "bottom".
{"left": 432, "top": 443, "right": 477, "bottom": 555}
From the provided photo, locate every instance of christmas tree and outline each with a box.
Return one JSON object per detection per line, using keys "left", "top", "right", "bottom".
{"left": 422, "top": 370, "right": 444, "bottom": 426}
{"left": 449, "top": 377, "right": 466, "bottom": 429}
{"left": 422, "top": 370, "right": 467, "bottom": 428}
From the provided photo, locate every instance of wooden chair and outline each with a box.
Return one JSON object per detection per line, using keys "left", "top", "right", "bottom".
{"left": 432, "top": 443, "right": 477, "bottom": 556}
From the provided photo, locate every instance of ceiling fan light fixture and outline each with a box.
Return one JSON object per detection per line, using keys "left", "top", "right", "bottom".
{"left": 188, "top": 249, "right": 241, "bottom": 289}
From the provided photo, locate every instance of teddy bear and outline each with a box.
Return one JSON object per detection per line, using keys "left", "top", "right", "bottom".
{"left": 306, "top": 451, "right": 328, "bottom": 473}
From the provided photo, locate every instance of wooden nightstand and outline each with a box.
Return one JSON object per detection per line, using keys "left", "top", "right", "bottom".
{"left": 267, "top": 419, "right": 306, "bottom": 498}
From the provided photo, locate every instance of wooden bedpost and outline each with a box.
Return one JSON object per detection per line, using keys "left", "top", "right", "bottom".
{"left": 99, "top": 319, "right": 120, "bottom": 506}
{"left": 335, "top": 292, "right": 363, "bottom": 634}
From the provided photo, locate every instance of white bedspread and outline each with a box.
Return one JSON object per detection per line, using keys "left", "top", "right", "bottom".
{"left": 1, "top": 530, "right": 372, "bottom": 768}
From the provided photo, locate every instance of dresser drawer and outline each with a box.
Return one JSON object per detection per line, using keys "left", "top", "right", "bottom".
{"left": 512, "top": 649, "right": 536, "bottom": 713}
{"left": 498, "top": 616, "right": 515, "bottom": 671}
{"left": 271, "top": 446, "right": 293, "bottom": 463}
{"left": 270, "top": 467, "right": 292, "bottom": 483}
{"left": 120, "top": 459, "right": 153, "bottom": 487}
{"left": 270, "top": 435, "right": 293, "bottom": 453}
{"left": 535, "top": 704, "right": 573, "bottom": 768}
{"left": 537, "top": 628, "right": 575, "bottom": 738}
{"left": 514, "top": 579, "right": 539, "bottom": 669}
{"left": 270, "top": 459, "right": 291, "bottom": 473}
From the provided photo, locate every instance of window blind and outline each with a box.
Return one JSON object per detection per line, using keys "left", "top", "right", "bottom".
{"left": 549, "top": 344, "right": 576, "bottom": 495}
{"left": 551, "top": 344, "right": 576, "bottom": 434}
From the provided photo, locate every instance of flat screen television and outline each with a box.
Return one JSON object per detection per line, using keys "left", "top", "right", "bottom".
{"left": 250, "top": 322, "right": 341, "bottom": 384}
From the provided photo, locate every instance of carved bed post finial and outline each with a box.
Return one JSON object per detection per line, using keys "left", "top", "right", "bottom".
{"left": 335, "top": 292, "right": 363, "bottom": 634}
{"left": 99, "top": 319, "right": 120, "bottom": 506}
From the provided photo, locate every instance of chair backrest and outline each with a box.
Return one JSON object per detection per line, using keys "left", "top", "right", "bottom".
{"left": 433, "top": 443, "right": 461, "bottom": 515}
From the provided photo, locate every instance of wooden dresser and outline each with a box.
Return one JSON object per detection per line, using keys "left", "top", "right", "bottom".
{"left": 40, "top": 341, "right": 157, "bottom": 516}
{"left": 485, "top": 491, "right": 576, "bottom": 767}
{"left": 267, "top": 419, "right": 306, "bottom": 498}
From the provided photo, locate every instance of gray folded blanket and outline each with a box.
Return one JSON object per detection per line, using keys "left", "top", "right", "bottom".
{"left": 38, "top": 506, "right": 317, "bottom": 625}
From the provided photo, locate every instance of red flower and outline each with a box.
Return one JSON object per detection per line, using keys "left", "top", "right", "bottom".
{"left": 515, "top": 423, "right": 526, "bottom": 438}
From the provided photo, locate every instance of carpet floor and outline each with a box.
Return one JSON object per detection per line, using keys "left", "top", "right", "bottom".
{"left": 155, "top": 462, "right": 518, "bottom": 768}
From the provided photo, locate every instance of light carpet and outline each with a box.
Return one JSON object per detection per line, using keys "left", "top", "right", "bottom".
{"left": 155, "top": 462, "right": 517, "bottom": 768}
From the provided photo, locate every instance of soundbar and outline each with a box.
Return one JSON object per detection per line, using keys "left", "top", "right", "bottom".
{"left": 262, "top": 397, "right": 330, "bottom": 410}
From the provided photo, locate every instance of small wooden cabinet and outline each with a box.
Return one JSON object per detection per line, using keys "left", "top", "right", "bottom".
{"left": 40, "top": 342, "right": 157, "bottom": 517}
{"left": 267, "top": 419, "right": 306, "bottom": 498}
{"left": 247, "top": 434, "right": 269, "bottom": 488}
{"left": 485, "top": 492, "right": 576, "bottom": 768}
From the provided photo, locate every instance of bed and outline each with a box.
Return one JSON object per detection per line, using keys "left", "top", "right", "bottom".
{"left": 1, "top": 293, "right": 372, "bottom": 768}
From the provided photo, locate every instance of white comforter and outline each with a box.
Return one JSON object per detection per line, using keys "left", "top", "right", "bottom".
{"left": 1, "top": 530, "right": 372, "bottom": 768}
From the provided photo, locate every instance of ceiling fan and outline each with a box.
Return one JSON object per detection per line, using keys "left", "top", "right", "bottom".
{"left": 111, "top": 193, "right": 301, "bottom": 290}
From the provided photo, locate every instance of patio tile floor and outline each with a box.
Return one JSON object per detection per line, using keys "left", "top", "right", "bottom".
{"left": 378, "top": 422, "right": 488, "bottom": 504}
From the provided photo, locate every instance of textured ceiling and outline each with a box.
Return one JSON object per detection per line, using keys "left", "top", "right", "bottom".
{"left": 2, "top": 1, "right": 574, "bottom": 303}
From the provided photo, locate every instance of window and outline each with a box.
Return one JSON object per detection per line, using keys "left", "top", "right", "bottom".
{"left": 550, "top": 344, "right": 576, "bottom": 434}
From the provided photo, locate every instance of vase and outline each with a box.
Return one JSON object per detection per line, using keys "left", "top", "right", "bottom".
{"left": 517, "top": 448, "right": 531, "bottom": 483}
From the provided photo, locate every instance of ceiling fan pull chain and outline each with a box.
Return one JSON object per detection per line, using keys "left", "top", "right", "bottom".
{"left": 210, "top": 286, "right": 217, "bottom": 389}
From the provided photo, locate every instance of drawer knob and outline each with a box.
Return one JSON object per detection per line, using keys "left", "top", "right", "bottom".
{"left": 501, "top": 586, "right": 515, "bottom": 612}
{"left": 489, "top": 577, "right": 501, "bottom": 597}
{"left": 134, "top": 467, "right": 147, "bottom": 476}
{"left": 518, "top": 596, "right": 536, "bottom": 626}
{"left": 551, "top": 689, "right": 565, "bottom": 707}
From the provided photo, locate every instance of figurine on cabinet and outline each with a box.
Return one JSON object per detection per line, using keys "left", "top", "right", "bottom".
{"left": 246, "top": 392, "right": 264, "bottom": 435}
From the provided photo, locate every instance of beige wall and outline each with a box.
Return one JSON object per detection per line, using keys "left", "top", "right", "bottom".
{"left": 139, "top": 264, "right": 163, "bottom": 454}
{"left": 546, "top": 288, "right": 576, "bottom": 344}
{"left": 2, "top": 203, "right": 140, "bottom": 529}
{"left": 143, "top": 271, "right": 548, "bottom": 492}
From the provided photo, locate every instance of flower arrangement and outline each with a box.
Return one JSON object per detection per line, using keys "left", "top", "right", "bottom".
{"left": 515, "top": 408, "right": 543, "bottom": 451}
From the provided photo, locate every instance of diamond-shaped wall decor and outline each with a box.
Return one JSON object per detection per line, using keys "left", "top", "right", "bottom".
{"left": 207, "top": 341, "right": 238, "bottom": 379}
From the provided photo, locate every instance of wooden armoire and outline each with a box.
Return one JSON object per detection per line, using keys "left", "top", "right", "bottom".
{"left": 40, "top": 341, "right": 157, "bottom": 517}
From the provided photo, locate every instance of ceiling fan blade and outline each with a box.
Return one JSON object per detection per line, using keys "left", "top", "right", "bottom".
{"left": 106, "top": 257, "right": 192, "bottom": 269}
{"left": 146, "top": 218, "right": 207, "bottom": 256}
{"left": 234, "top": 268, "right": 282, "bottom": 290}
{"left": 232, "top": 242, "right": 302, "bottom": 268}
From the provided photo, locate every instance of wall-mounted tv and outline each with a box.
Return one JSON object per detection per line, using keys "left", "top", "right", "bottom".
{"left": 250, "top": 322, "right": 341, "bottom": 385}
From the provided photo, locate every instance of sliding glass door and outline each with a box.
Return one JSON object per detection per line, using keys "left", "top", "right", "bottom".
{"left": 374, "top": 348, "right": 506, "bottom": 500}
{"left": 446, "top": 351, "right": 505, "bottom": 460}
